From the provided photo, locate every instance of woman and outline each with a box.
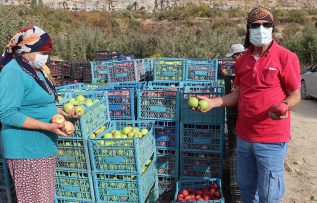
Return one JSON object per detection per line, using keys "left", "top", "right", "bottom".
{"left": 0, "top": 26, "right": 78, "bottom": 203}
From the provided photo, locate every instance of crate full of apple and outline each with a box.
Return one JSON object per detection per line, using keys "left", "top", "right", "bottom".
{"left": 59, "top": 92, "right": 111, "bottom": 139}
{"left": 173, "top": 178, "right": 224, "bottom": 203}
{"left": 88, "top": 120, "right": 156, "bottom": 173}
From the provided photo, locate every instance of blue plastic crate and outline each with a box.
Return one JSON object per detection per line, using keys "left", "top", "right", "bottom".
{"left": 181, "top": 86, "right": 225, "bottom": 124}
{"left": 107, "top": 89, "right": 135, "bottom": 120}
{"left": 90, "top": 61, "right": 110, "bottom": 84}
{"left": 56, "top": 138, "right": 91, "bottom": 171}
{"left": 145, "top": 180, "right": 159, "bottom": 203}
{"left": 107, "top": 82, "right": 146, "bottom": 90}
{"left": 59, "top": 91, "right": 111, "bottom": 139}
{"left": 0, "top": 159, "right": 10, "bottom": 188}
{"left": 88, "top": 120, "right": 156, "bottom": 173}
{"left": 137, "top": 89, "right": 180, "bottom": 121}
{"left": 173, "top": 178, "right": 225, "bottom": 203}
{"left": 55, "top": 198, "right": 94, "bottom": 203}
{"left": 92, "top": 160, "right": 158, "bottom": 203}
{"left": 108, "top": 60, "right": 137, "bottom": 83}
{"left": 154, "top": 120, "right": 179, "bottom": 150}
{"left": 157, "top": 149, "right": 179, "bottom": 177}
{"left": 180, "top": 152, "right": 223, "bottom": 179}
{"left": 154, "top": 58, "right": 186, "bottom": 81}
{"left": 55, "top": 169, "right": 95, "bottom": 202}
{"left": 180, "top": 81, "right": 214, "bottom": 88}
{"left": 180, "top": 123, "right": 224, "bottom": 153}
{"left": 0, "top": 186, "right": 12, "bottom": 203}
{"left": 158, "top": 176, "right": 177, "bottom": 202}
{"left": 148, "top": 81, "right": 183, "bottom": 88}
{"left": 185, "top": 59, "right": 218, "bottom": 81}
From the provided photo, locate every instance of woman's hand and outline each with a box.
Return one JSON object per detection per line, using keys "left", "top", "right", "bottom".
{"left": 58, "top": 108, "right": 81, "bottom": 119}
{"left": 192, "top": 95, "right": 215, "bottom": 113}
{"left": 45, "top": 122, "right": 68, "bottom": 137}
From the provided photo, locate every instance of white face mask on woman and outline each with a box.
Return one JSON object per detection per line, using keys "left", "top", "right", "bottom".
{"left": 250, "top": 26, "right": 273, "bottom": 47}
{"left": 29, "top": 54, "right": 49, "bottom": 69}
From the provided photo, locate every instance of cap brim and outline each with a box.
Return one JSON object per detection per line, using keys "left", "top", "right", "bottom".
{"left": 225, "top": 53, "right": 233, "bottom": 57}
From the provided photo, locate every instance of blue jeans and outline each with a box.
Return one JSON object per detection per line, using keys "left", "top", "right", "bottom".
{"left": 236, "top": 137, "right": 288, "bottom": 203}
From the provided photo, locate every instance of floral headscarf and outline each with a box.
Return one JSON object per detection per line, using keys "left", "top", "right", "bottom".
{"left": 0, "top": 26, "right": 57, "bottom": 100}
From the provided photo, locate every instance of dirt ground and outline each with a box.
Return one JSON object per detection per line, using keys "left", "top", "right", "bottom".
{"left": 282, "top": 99, "right": 317, "bottom": 203}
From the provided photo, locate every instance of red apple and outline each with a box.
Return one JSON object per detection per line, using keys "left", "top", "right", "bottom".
{"left": 196, "top": 190, "right": 203, "bottom": 195}
{"left": 184, "top": 195, "right": 191, "bottom": 201}
{"left": 64, "top": 121, "right": 75, "bottom": 135}
{"left": 210, "top": 188, "right": 216, "bottom": 195}
{"left": 269, "top": 102, "right": 288, "bottom": 116}
{"left": 181, "top": 189, "right": 189, "bottom": 196}
{"left": 214, "top": 191, "right": 221, "bottom": 199}
{"left": 178, "top": 194, "right": 184, "bottom": 199}
{"left": 195, "top": 195, "right": 202, "bottom": 200}
{"left": 203, "top": 195, "right": 210, "bottom": 200}
{"left": 51, "top": 114, "right": 65, "bottom": 124}
{"left": 211, "top": 183, "right": 218, "bottom": 189}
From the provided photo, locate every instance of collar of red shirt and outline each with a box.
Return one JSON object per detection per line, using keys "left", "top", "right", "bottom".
{"left": 247, "top": 40, "right": 277, "bottom": 58}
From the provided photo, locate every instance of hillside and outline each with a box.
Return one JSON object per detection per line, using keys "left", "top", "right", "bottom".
{"left": 1, "top": 0, "right": 317, "bottom": 11}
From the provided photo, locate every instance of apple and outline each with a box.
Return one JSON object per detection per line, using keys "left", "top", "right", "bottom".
{"left": 214, "top": 191, "right": 221, "bottom": 199}
{"left": 51, "top": 114, "right": 65, "bottom": 124}
{"left": 198, "top": 100, "right": 209, "bottom": 111}
{"left": 74, "top": 106, "right": 85, "bottom": 116}
{"left": 58, "top": 96, "right": 63, "bottom": 102}
{"left": 122, "top": 127, "right": 131, "bottom": 135}
{"left": 127, "top": 132, "right": 134, "bottom": 138}
{"left": 203, "top": 195, "right": 210, "bottom": 200}
{"left": 132, "top": 127, "right": 140, "bottom": 133}
{"left": 76, "top": 95, "right": 85, "bottom": 103}
{"left": 72, "top": 100, "right": 80, "bottom": 105}
{"left": 69, "top": 98, "right": 76, "bottom": 104}
{"left": 270, "top": 102, "right": 288, "bottom": 116}
{"left": 134, "top": 132, "right": 142, "bottom": 139}
{"left": 93, "top": 99, "right": 100, "bottom": 104}
{"left": 103, "top": 133, "right": 113, "bottom": 139}
{"left": 180, "top": 190, "right": 189, "bottom": 196}
{"left": 84, "top": 100, "right": 94, "bottom": 107}
{"left": 64, "top": 121, "right": 75, "bottom": 135}
{"left": 89, "top": 134, "right": 96, "bottom": 139}
{"left": 188, "top": 97, "right": 199, "bottom": 108}
{"left": 63, "top": 103, "right": 74, "bottom": 114}
{"left": 113, "top": 131, "right": 122, "bottom": 138}
{"left": 140, "top": 129, "right": 148, "bottom": 136}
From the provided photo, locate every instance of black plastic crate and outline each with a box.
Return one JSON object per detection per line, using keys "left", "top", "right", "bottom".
{"left": 230, "top": 185, "right": 242, "bottom": 203}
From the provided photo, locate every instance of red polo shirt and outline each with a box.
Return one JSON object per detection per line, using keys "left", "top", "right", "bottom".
{"left": 234, "top": 41, "right": 300, "bottom": 143}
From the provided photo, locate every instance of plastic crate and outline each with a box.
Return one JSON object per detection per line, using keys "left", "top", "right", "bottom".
{"left": 180, "top": 152, "right": 222, "bottom": 179}
{"left": 180, "top": 81, "right": 214, "bottom": 88}
{"left": 88, "top": 120, "right": 156, "bottom": 173}
{"left": 185, "top": 59, "right": 218, "bottom": 81}
{"left": 230, "top": 185, "right": 242, "bottom": 203}
{"left": 173, "top": 178, "right": 225, "bottom": 203}
{"left": 137, "top": 89, "right": 180, "bottom": 121}
{"left": 107, "top": 82, "right": 146, "bottom": 90}
{"left": 50, "top": 62, "right": 62, "bottom": 77}
{"left": 83, "top": 67, "right": 92, "bottom": 83}
{"left": 108, "top": 60, "right": 137, "bottom": 83}
{"left": 218, "top": 58, "right": 235, "bottom": 79}
{"left": 92, "top": 160, "right": 157, "bottom": 203}
{"left": 62, "top": 62, "right": 72, "bottom": 78}
{"left": 154, "top": 120, "right": 179, "bottom": 150}
{"left": 229, "top": 155, "right": 238, "bottom": 186}
{"left": 56, "top": 138, "right": 91, "bottom": 171}
{"left": 158, "top": 176, "right": 177, "bottom": 202}
{"left": 181, "top": 86, "right": 225, "bottom": 124}
{"left": 107, "top": 89, "right": 135, "bottom": 120}
{"left": 59, "top": 92, "right": 111, "bottom": 139}
{"left": 90, "top": 61, "right": 109, "bottom": 84}
{"left": 148, "top": 81, "right": 183, "bottom": 88}
{"left": 55, "top": 199, "right": 93, "bottom": 203}
{"left": 154, "top": 58, "right": 185, "bottom": 81}
{"left": 0, "top": 186, "right": 12, "bottom": 203}
{"left": 180, "top": 123, "right": 224, "bottom": 153}
{"left": 145, "top": 180, "right": 159, "bottom": 203}
{"left": 55, "top": 169, "right": 95, "bottom": 202}
{"left": 0, "top": 159, "right": 10, "bottom": 188}
{"left": 156, "top": 149, "right": 179, "bottom": 177}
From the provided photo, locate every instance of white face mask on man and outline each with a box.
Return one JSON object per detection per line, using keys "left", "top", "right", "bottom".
{"left": 250, "top": 26, "right": 273, "bottom": 47}
{"left": 29, "top": 54, "right": 49, "bottom": 69}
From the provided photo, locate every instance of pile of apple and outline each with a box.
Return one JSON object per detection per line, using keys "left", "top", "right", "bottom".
{"left": 90, "top": 126, "right": 149, "bottom": 141}
{"left": 188, "top": 97, "right": 209, "bottom": 111}
{"left": 188, "top": 66, "right": 214, "bottom": 81}
{"left": 62, "top": 95, "right": 100, "bottom": 117}
{"left": 51, "top": 114, "right": 75, "bottom": 136}
{"left": 57, "top": 140, "right": 87, "bottom": 169}
{"left": 176, "top": 183, "right": 222, "bottom": 202}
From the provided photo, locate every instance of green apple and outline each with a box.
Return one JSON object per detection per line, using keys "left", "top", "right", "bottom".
{"left": 188, "top": 97, "right": 199, "bottom": 108}
{"left": 58, "top": 96, "right": 63, "bottom": 102}
{"left": 140, "top": 129, "right": 148, "bottom": 136}
{"left": 89, "top": 133, "right": 96, "bottom": 139}
{"left": 122, "top": 127, "right": 131, "bottom": 135}
{"left": 74, "top": 106, "right": 85, "bottom": 116}
{"left": 134, "top": 132, "right": 142, "bottom": 139}
{"left": 198, "top": 100, "right": 209, "bottom": 111}
{"left": 128, "top": 132, "right": 134, "bottom": 138}
{"left": 84, "top": 100, "right": 94, "bottom": 107}
{"left": 72, "top": 100, "right": 80, "bottom": 105}
{"left": 93, "top": 99, "right": 100, "bottom": 104}
{"left": 113, "top": 131, "right": 122, "bottom": 138}
{"left": 69, "top": 98, "right": 76, "bottom": 104}
{"left": 105, "top": 141, "right": 113, "bottom": 146}
{"left": 132, "top": 127, "right": 140, "bottom": 133}
{"left": 63, "top": 102, "right": 74, "bottom": 114}
{"left": 121, "top": 134, "right": 128, "bottom": 138}
{"left": 76, "top": 95, "right": 85, "bottom": 103}
{"left": 103, "top": 133, "right": 113, "bottom": 139}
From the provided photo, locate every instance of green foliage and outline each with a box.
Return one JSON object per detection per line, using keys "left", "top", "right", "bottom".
{"left": 283, "top": 26, "right": 317, "bottom": 65}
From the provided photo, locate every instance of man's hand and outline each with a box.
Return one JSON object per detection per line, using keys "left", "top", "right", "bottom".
{"left": 193, "top": 95, "right": 215, "bottom": 113}
{"left": 268, "top": 111, "right": 288, "bottom": 120}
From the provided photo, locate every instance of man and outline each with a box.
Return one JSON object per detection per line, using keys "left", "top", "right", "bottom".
{"left": 197, "top": 7, "right": 301, "bottom": 203}
{"left": 226, "top": 43, "right": 246, "bottom": 61}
